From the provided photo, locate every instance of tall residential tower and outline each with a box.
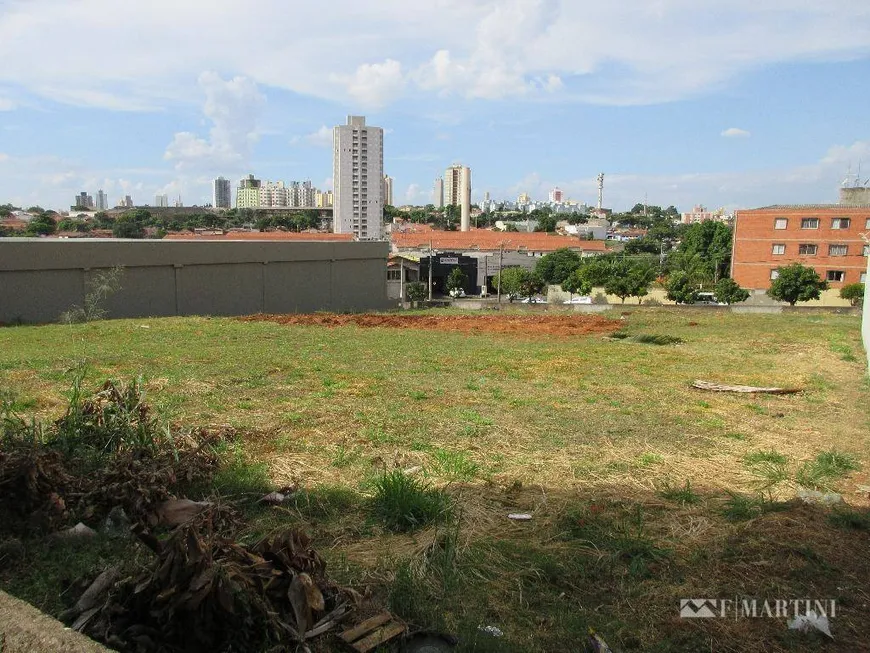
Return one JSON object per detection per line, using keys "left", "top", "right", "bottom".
{"left": 444, "top": 164, "right": 471, "bottom": 231}
{"left": 333, "top": 116, "right": 384, "bottom": 240}
{"left": 213, "top": 176, "right": 232, "bottom": 208}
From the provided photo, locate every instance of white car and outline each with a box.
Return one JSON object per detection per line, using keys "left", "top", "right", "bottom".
{"left": 563, "top": 296, "right": 593, "bottom": 304}
{"left": 520, "top": 296, "right": 547, "bottom": 303}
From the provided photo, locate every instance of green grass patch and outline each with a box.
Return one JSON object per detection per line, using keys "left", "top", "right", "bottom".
{"left": 828, "top": 507, "right": 870, "bottom": 530}
{"left": 796, "top": 451, "right": 861, "bottom": 490}
{"left": 430, "top": 448, "right": 480, "bottom": 481}
{"left": 370, "top": 470, "right": 453, "bottom": 532}
{"left": 291, "top": 485, "right": 361, "bottom": 520}
{"left": 658, "top": 480, "right": 701, "bottom": 505}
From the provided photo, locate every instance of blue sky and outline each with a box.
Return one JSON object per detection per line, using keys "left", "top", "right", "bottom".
{"left": 1, "top": 0, "right": 869, "bottom": 212}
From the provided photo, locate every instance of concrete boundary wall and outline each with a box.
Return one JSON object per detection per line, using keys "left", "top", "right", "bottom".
{"left": 0, "top": 239, "right": 391, "bottom": 323}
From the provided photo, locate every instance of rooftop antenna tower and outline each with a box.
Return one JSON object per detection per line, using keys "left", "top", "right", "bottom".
{"left": 596, "top": 173, "right": 604, "bottom": 210}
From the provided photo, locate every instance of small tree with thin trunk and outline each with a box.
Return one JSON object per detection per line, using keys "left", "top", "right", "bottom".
{"left": 714, "top": 278, "right": 750, "bottom": 305}
{"left": 767, "top": 264, "right": 828, "bottom": 306}
{"left": 561, "top": 268, "right": 592, "bottom": 299}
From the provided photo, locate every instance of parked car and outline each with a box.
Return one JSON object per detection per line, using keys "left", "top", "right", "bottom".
{"left": 696, "top": 292, "right": 725, "bottom": 305}
{"left": 519, "top": 296, "right": 547, "bottom": 303}
{"left": 563, "top": 296, "right": 593, "bottom": 304}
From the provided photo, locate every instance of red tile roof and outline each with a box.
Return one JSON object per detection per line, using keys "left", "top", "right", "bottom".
{"left": 391, "top": 228, "right": 607, "bottom": 253}
{"left": 163, "top": 231, "right": 354, "bottom": 241}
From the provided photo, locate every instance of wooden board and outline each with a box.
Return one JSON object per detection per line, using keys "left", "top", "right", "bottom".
{"left": 339, "top": 611, "right": 406, "bottom": 652}
{"left": 339, "top": 611, "right": 392, "bottom": 643}
{"left": 692, "top": 380, "right": 801, "bottom": 395}
{"left": 351, "top": 622, "right": 407, "bottom": 652}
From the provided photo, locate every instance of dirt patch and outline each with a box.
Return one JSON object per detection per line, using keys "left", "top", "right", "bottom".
{"left": 242, "top": 313, "right": 621, "bottom": 337}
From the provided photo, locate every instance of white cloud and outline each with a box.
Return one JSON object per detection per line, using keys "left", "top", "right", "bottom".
{"left": 721, "top": 127, "right": 751, "bottom": 138}
{"left": 0, "top": 153, "right": 9, "bottom": 162}
{"left": 343, "top": 59, "right": 405, "bottom": 108}
{"left": 291, "top": 125, "right": 332, "bottom": 147}
{"left": 164, "top": 72, "right": 265, "bottom": 171}
{"left": 0, "top": 98, "right": 14, "bottom": 111}
{"left": 0, "top": 1, "right": 867, "bottom": 109}
{"left": 405, "top": 183, "right": 421, "bottom": 202}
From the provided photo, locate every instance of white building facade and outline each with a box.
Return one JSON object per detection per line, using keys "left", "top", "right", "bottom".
{"left": 333, "top": 116, "right": 384, "bottom": 240}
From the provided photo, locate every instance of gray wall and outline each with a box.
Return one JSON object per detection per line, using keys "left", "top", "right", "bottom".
{"left": 0, "top": 239, "right": 391, "bottom": 323}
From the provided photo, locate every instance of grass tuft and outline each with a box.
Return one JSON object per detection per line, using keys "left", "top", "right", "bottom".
{"left": 291, "top": 485, "right": 361, "bottom": 520}
{"left": 370, "top": 470, "right": 453, "bottom": 532}
{"left": 796, "top": 451, "right": 861, "bottom": 490}
{"left": 828, "top": 507, "right": 870, "bottom": 530}
{"left": 659, "top": 480, "right": 701, "bottom": 505}
{"left": 721, "top": 492, "right": 767, "bottom": 521}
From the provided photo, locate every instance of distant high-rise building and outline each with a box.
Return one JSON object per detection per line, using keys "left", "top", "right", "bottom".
{"left": 444, "top": 164, "right": 471, "bottom": 231}
{"left": 155, "top": 194, "right": 169, "bottom": 207}
{"left": 434, "top": 177, "right": 444, "bottom": 208}
{"left": 315, "top": 190, "right": 334, "bottom": 208}
{"left": 260, "top": 181, "right": 289, "bottom": 208}
{"left": 517, "top": 192, "right": 531, "bottom": 206}
{"left": 95, "top": 190, "right": 108, "bottom": 211}
{"left": 549, "top": 187, "right": 564, "bottom": 203}
{"left": 484, "top": 191, "right": 490, "bottom": 203}
{"left": 123, "top": 195, "right": 133, "bottom": 208}
{"left": 299, "top": 180, "right": 316, "bottom": 207}
{"left": 382, "top": 175, "right": 394, "bottom": 207}
{"left": 333, "top": 116, "right": 384, "bottom": 240}
{"left": 213, "top": 176, "right": 231, "bottom": 208}
{"left": 236, "top": 174, "right": 262, "bottom": 209}
{"left": 74, "top": 191, "right": 94, "bottom": 209}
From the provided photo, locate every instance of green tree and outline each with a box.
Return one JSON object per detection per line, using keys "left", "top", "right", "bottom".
{"left": 676, "top": 221, "right": 732, "bottom": 282}
{"left": 446, "top": 267, "right": 468, "bottom": 294}
{"left": 665, "top": 271, "right": 700, "bottom": 304}
{"left": 840, "top": 282, "right": 865, "bottom": 307}
{"left": 767, "top": 264, "right": 828, "bottom": 305}
{"left": 112, "top": 211, "right": 146, "bottom": 238}
{"left": 714, "top": 278, "right": 750, "bottom": 305}
{"left": 406, "top": 282, "right": 427, "bottom": 307}
{"left": 497, "top": 267, "right": 543, "bottom": 301}
{"left": 561, "top": 268, "right": 593, "bottom": 298}
{"left": 605, "top": 260, "right": 657, "bottom": 304}
{"left": 534, "top": 213, "right": 558, "bottom": 233}
{"left": 624, "top": 236, "right": 662, "bottom": 256}
{"left": 535, "top": 248, "right": 582, "bottom": 285}
{"left": 25, "top": 213, "right": 56, "bottom": 236}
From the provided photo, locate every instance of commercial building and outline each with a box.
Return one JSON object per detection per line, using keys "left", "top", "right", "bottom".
{"left": 95, "top": 190, "right": 108, "bottom": 211}
{"left": 155, "top": 194, "right": 169, "bottom": 208}
{"left": 74, "top": 192, "right": 94, "bottom": 209}
{"left": 213, "top": 177, "right": 232, "bottom": 209}
{"left": 382, "top": 175, "right": 394, "bottom": 207}
{"left": 732, "top": 205, "right": 870, "bottom": 290}
{"left": 333, "top": 116, "right": 384, "bottom": 240}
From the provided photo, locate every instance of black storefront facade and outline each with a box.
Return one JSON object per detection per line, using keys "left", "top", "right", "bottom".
{"left": 419, "top": 252, "right": 480, "bottom": 296}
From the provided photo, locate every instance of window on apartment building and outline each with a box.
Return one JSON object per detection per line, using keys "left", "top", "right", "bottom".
{"left": 770, "top": 269, "right": 780, "bottom": 280}
{"left": 866, "top": 218, "right": 870, "bottom": 229}
{"left": 864, "top": 245, "right": 870, "bottom": 257}
{"left": 831, "top": 218, "right": 851, "bottom": 229}
{"left": 862, "top": 272, "right": 867, "bottom": 283}
{"left": 798, "top": 244, "right": 818, "bottom": 255}
{"left": 826, "top": 270, "right": 845, "bottom": 282}
{"left": 828, "top": 244, "right": 848, "bottom": 256}
{"left": 772, "top": 244, "right": 786, "bottom": 255}
{"left": 801, "top": 218, "right": 819, "bottom": 229}
{"left": 774, "top": 218, "right": 788, "bottom": 229}
{"left": 387, "top": 270, "right": 401, "bottom": 281}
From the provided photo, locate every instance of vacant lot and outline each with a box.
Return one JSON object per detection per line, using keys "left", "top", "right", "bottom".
{"left": 1, "top": 309, "right": 869, "bottom": 652}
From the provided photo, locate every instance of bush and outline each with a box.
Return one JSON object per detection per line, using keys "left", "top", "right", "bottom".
{"left": 371, "top": 470, "right": 453, "bottom": 532}
{"left": 840, "top": 282, "right": 864, "bottom": 307}
{"left": 406, "top": 282, "right": 427, "bottom": 306}
{"left": 664, "top": 271, "right": 699, "bottom": 304}
{"left": 714, "top": 277, "right": 750, "bottom": 305}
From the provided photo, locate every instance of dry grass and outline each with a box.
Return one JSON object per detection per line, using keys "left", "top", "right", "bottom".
{"left": 1, "top": 308, "right": 869, "bottom": 651}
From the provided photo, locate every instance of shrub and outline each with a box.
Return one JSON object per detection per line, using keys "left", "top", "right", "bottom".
{"left": 371, "top": 470, "right": 453, "bottom": 532}
{"left": 840, "top": 282, "right": 864, "bottom": 307}
{"left": 767, "top": 264, "right": 828, "bottom": 305}
{"left": 715, "top": 277, "right": 750, "bottom": 305}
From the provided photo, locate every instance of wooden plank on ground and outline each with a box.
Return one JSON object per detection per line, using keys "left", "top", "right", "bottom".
{"left": 691, "top": 380, "right": 801, "bottom": 395}
{"left": 338, "top": 611, "right": 392, "bottom": 644}
{"left": 350, "top": 622, "right": 406, "bottom": 652}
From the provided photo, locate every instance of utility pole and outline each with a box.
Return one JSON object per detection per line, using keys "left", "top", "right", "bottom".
{"left": 428, "top": 240, "right": 434, "bottom": 301}
{"left": 496, "top": 242, "right": 504, "bottom": 303}
{"left": 399, "top": 257, "right": 405, "bottom": 305}
{"left": 482, "top": 255, "right": 488, "bottom": 297}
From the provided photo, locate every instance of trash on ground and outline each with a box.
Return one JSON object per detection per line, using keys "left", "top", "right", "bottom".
{"left": 101, "top": 506, "right": 132, "bottom": 538}
{"left": 340, "top": 611, "right": 407, "bottom": 652}
{"left": 478, "top": 625, "right": 504, "bottom": 637}
{"left": 788, "top": 610, "right": 833, "bottom": 638}
{"left": 797, "top": 489, "right": 843, "bottom": 505}
{"left": 507, "top": 513, "right": 532, "bottom": 521}
{"left": 587, "top": 627, "right": 614, "bottom": 652}
{"left": 60, "top": 522, "right": 97, "bottom": 539}
{"left": 692, "top": 380, "right": 801, "bottom": 395}
{"left": 154, "top": 498, "right": 211, "bottom": 527}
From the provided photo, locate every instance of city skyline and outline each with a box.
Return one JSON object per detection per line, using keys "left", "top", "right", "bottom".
{"left": 0, "top": 2, "right": 868, "bottom": 211}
